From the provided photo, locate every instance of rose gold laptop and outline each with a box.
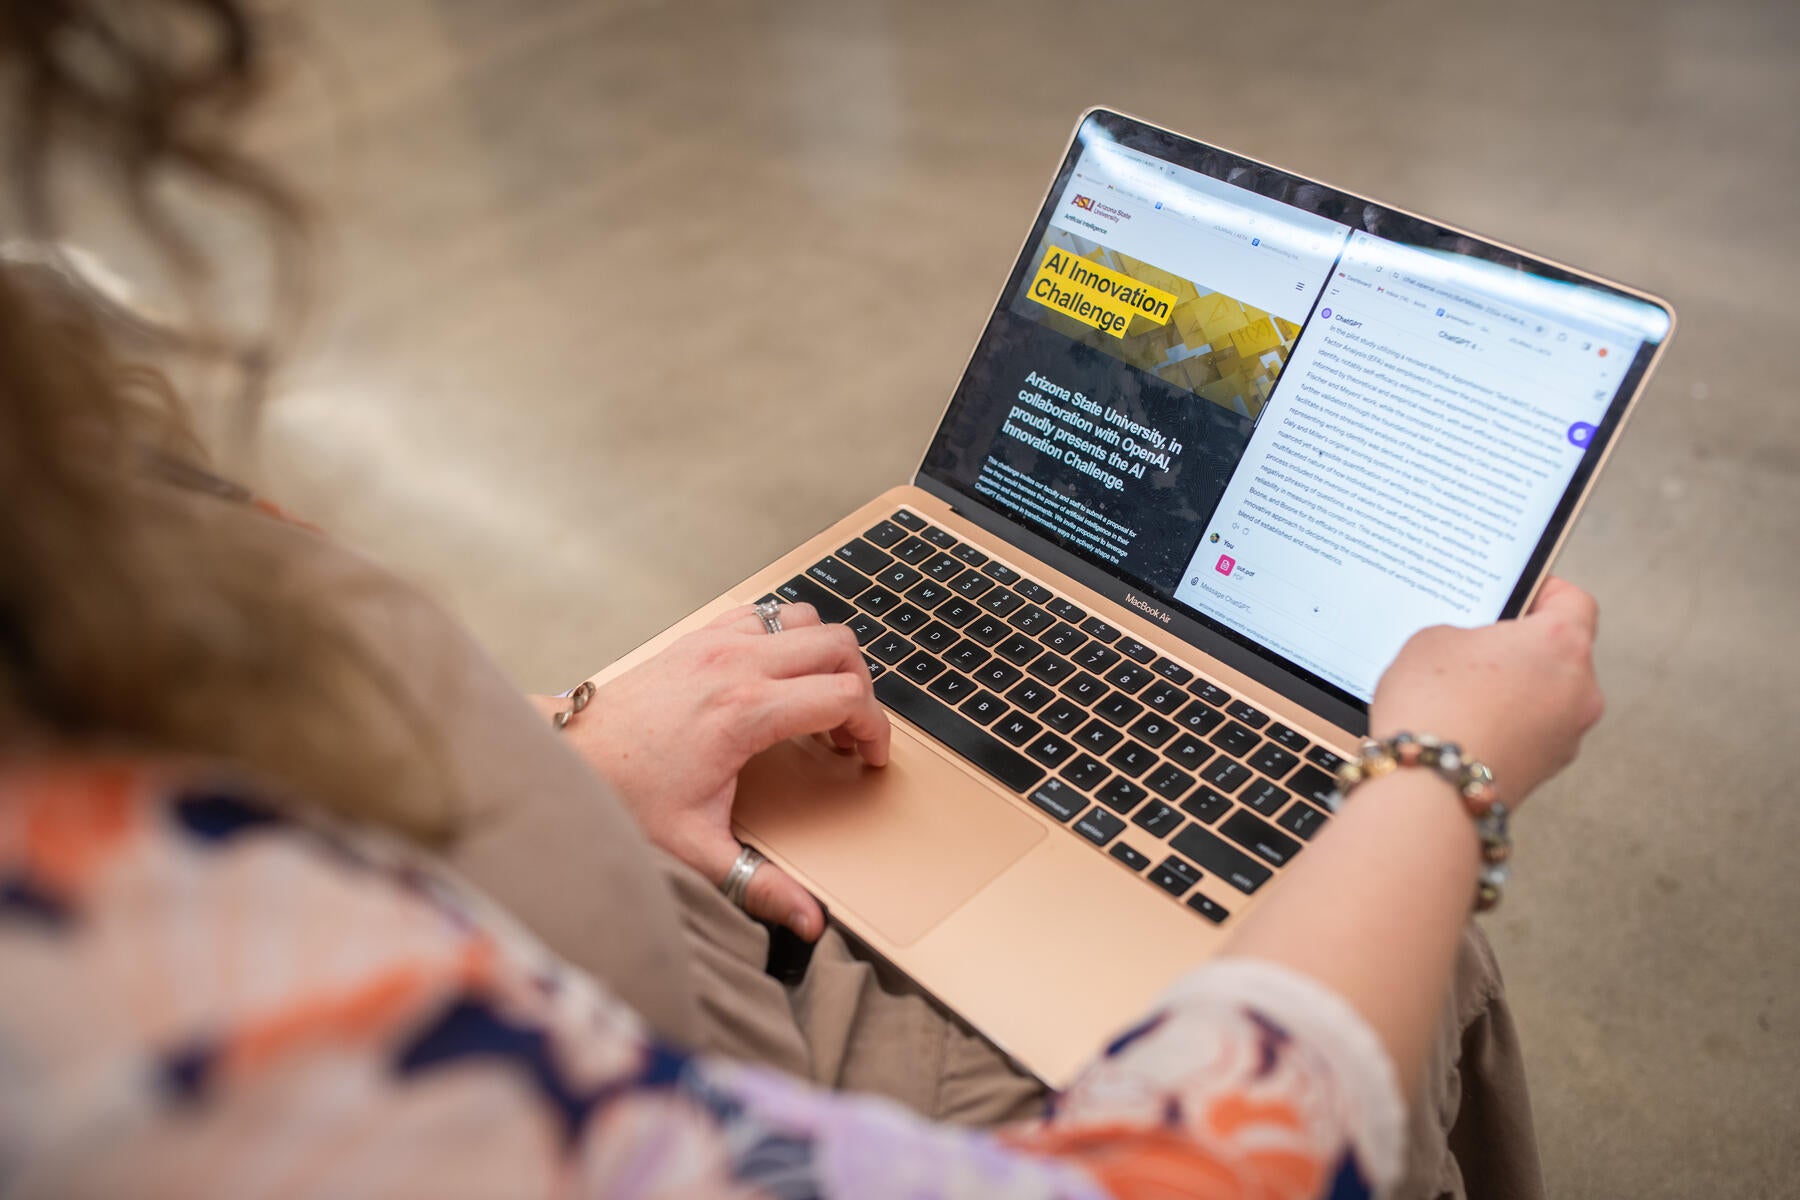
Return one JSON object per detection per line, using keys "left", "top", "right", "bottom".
{"left": 591, "top": 108, "right": 1674, "bottom": 1087}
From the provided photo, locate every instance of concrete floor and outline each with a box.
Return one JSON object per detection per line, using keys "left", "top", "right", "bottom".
{"left": 196, "top": 0, "right": 1798, "bottom": 1193}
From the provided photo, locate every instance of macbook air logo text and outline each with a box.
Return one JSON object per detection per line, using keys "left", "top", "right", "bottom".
{"left": 1124, "top": 593, "right": 1172, "bottom": 624}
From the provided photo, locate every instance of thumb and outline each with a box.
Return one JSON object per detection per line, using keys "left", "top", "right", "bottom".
{"left": 741, "top": 855, "right": 827, "bottom": 942}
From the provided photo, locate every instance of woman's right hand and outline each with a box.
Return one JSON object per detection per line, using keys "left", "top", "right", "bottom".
{"left": 1368, "top": 576, "right": 1605, "bottom": 808}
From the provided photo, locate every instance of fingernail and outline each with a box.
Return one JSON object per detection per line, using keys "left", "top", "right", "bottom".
{"left": 791, "top": 911, "right": 812, "bottom": 938}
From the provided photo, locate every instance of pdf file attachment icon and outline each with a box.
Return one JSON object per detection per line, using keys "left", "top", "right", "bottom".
{"left": 1214, "top": 554, "right": 1236, "bottom": 576}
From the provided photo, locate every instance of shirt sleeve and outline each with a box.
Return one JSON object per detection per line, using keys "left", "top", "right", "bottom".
{"left": 0, "top": 768, "right": 1401, "bottom": 1199}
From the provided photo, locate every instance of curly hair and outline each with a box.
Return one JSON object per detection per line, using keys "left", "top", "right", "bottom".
{"left": 0, "top": 0, "right": 456, "bottom": 842}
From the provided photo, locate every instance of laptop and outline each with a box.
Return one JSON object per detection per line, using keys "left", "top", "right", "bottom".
{"left": 590, "top": 108, "right": 1674, "bottom": 1087}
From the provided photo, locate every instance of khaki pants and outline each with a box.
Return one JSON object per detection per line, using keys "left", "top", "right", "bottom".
{"left": 665, "top": 858, "right": 1546, "bottom": 1200}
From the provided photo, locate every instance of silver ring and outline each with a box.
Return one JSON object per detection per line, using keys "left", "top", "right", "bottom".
{"left": 720, "top": 844, "right": 766, "bottom": 909}
{"left": 753, "top": 599, "right": 784, "bottom": 634}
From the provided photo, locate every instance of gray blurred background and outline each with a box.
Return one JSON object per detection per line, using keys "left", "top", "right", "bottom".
{"left": 218, "top": 1, "right": 1797, "bottom": 1194}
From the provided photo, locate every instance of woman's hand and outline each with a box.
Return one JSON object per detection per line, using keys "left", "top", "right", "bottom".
{"left": 542, "top": 603, "right": 888, "bottom": 941}
{"left": 1369, "top": 576, "right": 1605, "bottom": 807}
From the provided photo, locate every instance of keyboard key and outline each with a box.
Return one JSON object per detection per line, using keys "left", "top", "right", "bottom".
{"left": 777, "top": 575, "right": 854, "bottom": 624}
{"left": 1190, "top": 683, "right": 1230, "bottom": 708}
{"left": 1209, "top": 721, "right": 1259, "bottom": 757}
{"left": 1040, "top": 699, "right": 1086, "bottom": 734}
{"left": 1220, "top": 809, "right": 1302, "bottom": 868}
{"left": 1105, "top": 662, "right": 1155, "bottom": 693}
{"left": 978, "top": 587, "right": 1024, "bottom": 618}
{"left": 936, "top": 598, "right": 980, "bottom": 628}
{"left": 1005, "top": 680, "right": 1054, "bottom": 712}
{"left": 855, "top": 584, "right": 901, "bottom": 616}
{"left": 863, "top": 520, "right": 907, "bottom": 549}
{"left": 1249, "top": 743, "right": 1299, "bottom": 780}
{"left": 891, "top": 509, "right": 927, "bottom": 531}
{"left": 892, "top": 536, "right": 935, "bottom": 565}
{"left": 1140, "top": 680, "right": 1186, "bottom": 714}
{"left": 1047, "top": 598, "right": 1086, "bottom": 622}
{"left": 928, "top": 670, "right": 976, "bottom": 705}
{"left": 1145, "top": 763, "right": 1195, "bottom": 802}
{"left": 1107, "top": 740, "right": 1158, "bottom": 778}
{"left": 958, "top": 690, "right": 1007, "bottom": 725}
{"left": 1026, "top": 653, "right": 1075, "bottom": 685}
{"left": 1110, "top": 843, "right": 1151, "bottom": 871}
{"left": 1152, "top": 658, "right": 1194, "bottom": 685}
{"left": 922, "top": 553, "right": 962, "bottom": 581}
{"left": 1241, "top": 778, "right": 1290, "bottom": 817}
{"left": 1174, "top": 701, "right": 1224, "bottom": 736}
{"left": 835, "top": 538, "right": 892, "bottom": 576}
{"left": 1059, "top": 672, "right": 1107, "bottom": 705}
{"left": 915, "top": 621, "right": 957, "bottom": 654}
{"left": 1026, "top": 733, "right": 1075, "bottom": 768}
{"left": 868, "top": 631, "right": 914, "bottom": 665}
{"left": 952, "top": 543, "right": 988, "bottom": 567}
{"left": 1226, "top": 700, "right": 1269, "bottom": 729}
{"left": 1075, "top": 807, "right": 1126, "bottom": 846}
{"left": 965, "top": 616, "right": 1009, "bottom": 646}
{"left": 1094, "top": 692, "right": 1144, "bottom": 727}
{"left": 1074, "top": 720, "right": 1123, "bottom": 754}
{"left": 1080, "top": 616, "right": 1121, "bottom": 642}
{"left": 1009, "top": 605, "right": 1053, "bottom": 635}
{"left": 1028, "top": 779, "right": 1082, "bottom": 822}
{"left": 1014, "top": 579, "right": 1051, "bottom": 603}
{"left": 1096, "top": 777, "right": 1146, "bottom": 815}
{"left": 846, "top": 613, "right": 882, "bottom": 645}
{"left": 861, "top": 655, "right": 886, "bottom": 680}
{"left": 1171, "top": 825, "right": 1273, "bottom": 894}
{"left": 1128, "top": 713, "right": 1178, "bottom": 748}
{"left": 875, "top": 563, "right": 923, "bottom": 592}
{"left": 973, "top": 660, "right": 1022, "bottom": 690}
{"left": 1042, "top": 623, "right": 1087, "bottom": 655}
{"left": 993, "top": 713, "right": 1041, "bottom": 745}
{"left": 982, "top": 561, "right": 1020, "bottom": 584}
{"left": 945, "top": 639, "right": 990, "bottom": 672}
{"left": 1287, "top": 764, "right": 1339, "bottom": 806}
{"left": 1117, "top": 637, "right": 1156, "bottom": 664}
{"left": 1060, "top": 754, "right": 1111, "bottom": 791}
{"left": 922, "top": 526, "right": 958, "bottom": 549}
{"left": 1306, "top": 746, "right": 1346, "bottom": 772}
{"left": 1277, "top": 800, "right": 1328, "bottom": 841}
{"left": 995, "top": 634, "right": 1040, "bottom": 666}
{"left": 1200, "top": 759, "right": 1251, "bottom": 792}
{"left": 1166, "top": 734, "right": 1214, "bottom": 771}
{"left": 952, "top": 572, "right": 995, "bottom": 599}
{"left": 1072, "top": 641, "right": 1122, "bottom": 673}
{"left": 875, "top": 674, "right": 1044, "bottom": 794}
{"left": 1131, "top": 800, "right": 1182, "bottom": 839}
{"left": 1149, "top": 859, "right": 1197, "bottom": 898}
{"left": 899, "top": 652, "right": 945, "bottom": 685}
{"left": 1186, "top": 893, "right": 1230, "bottom": 924}
{"left": 906, "top": 579, "right": 951, "bottom": 609}
{"left": 885, "top": 604, "right": 929, "bottom": 635}
{"left": 1179, "top": 786, "right": 1233, "bottom": 825}
{"left": 1268, "top": 723, "right": 1311, "bottom": 752}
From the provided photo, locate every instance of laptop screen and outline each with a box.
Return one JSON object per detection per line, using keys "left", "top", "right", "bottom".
{"left": 919, "top": 109, "right": 1672, "bottom": 713}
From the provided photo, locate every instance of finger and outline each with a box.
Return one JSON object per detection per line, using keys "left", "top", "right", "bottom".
{"left": 743, "top": 672, "right": 890, "bottom": 767}
{"left": 715, "top": 601, "right": 825, "bottom": 636}
{"left": 1526, "top": 576, "right": 1599, "bottom": 637}
{"left": 740, "top": 854, "right": 828, "bottom": 942}
{"left": 734, "top": 621, "right": 869, "bottom": 682}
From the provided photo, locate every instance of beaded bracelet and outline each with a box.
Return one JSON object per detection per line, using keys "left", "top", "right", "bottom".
{"left": 1325, "top": 732, "right": 1513, "bottom": 913}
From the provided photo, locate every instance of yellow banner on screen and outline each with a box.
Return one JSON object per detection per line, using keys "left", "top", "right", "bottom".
{"left": 1028, "top": 249, "right": 1178, "bottom": 339}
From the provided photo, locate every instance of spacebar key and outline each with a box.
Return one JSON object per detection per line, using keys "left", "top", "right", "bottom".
{"left": 875, "top": 674, "right": 1046, "bottom": 793}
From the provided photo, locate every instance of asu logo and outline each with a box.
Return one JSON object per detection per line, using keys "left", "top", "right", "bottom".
{"left": 1071, "top": 194, "right": 1095, "bottom": 211}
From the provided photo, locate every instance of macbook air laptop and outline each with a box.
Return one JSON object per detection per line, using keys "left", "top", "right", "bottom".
{"left": 590, "top": 107, "right": 1674, "bottom": 1087}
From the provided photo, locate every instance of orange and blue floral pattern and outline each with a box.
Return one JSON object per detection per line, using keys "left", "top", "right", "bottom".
{"left": 0, "top": 765, "right": 1399, "bottom": 1199}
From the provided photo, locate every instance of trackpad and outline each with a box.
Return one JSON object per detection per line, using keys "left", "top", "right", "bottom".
{"left": 733, "top": 733, "right": 1044, "bottom": 948}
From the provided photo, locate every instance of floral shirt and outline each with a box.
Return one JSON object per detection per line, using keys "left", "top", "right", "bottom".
{"left": 0, "top": 764, "right": 1404, "bottom": 1198}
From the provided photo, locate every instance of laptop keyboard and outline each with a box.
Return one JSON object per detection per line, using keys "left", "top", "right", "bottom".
{"left": 761, "top": 508, "right": 1346, "bottom": 927}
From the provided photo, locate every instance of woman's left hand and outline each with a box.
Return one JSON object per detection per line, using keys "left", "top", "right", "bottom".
{"left": 535, "top": 602, "right": 888, "bottom": 941}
